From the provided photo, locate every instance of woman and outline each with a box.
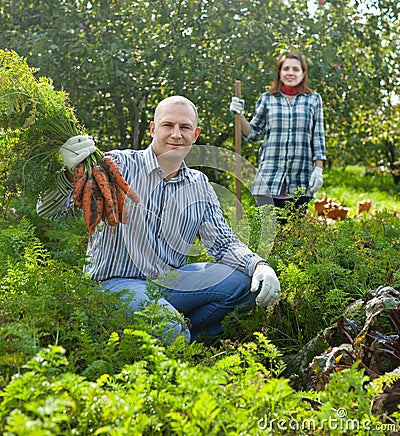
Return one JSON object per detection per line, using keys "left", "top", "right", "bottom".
{"left": 230, "top": 50, "right": 326, "bottom": 215}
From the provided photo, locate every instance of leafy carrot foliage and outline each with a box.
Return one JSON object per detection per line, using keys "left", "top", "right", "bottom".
{"left": 0, "top": 49, "right": 83, "bottom": 198}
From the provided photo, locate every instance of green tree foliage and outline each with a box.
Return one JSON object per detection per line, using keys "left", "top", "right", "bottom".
{"left": 1, "top": 0, "right": 399, "bottom": 175}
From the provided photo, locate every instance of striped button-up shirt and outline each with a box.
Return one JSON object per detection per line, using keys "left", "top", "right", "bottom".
{"left": 246, "top": 91, "right": 326, "bottom": 197}
{"left": 37, "top": 146, "right": 262, "bottom": 281}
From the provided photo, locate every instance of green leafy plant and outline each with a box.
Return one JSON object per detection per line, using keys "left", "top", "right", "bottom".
{"left": 1, "top": 160, "right": 400, "bottom": 433}
{"left": 0, "top": 339, "right": 395, "bottom": 435}
{"left": 0, "top": 49, "right": 83, "bottom": 197}
{"left": 263, "top": 210, "right": 400, "bottom": 355}
{"left": 0, "top": 49, "right": 140, "bottom": 236}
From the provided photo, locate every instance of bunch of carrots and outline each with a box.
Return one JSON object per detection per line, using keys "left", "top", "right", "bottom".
{"left": 72, "top": 149, "right": 139, "bottom": 236}
{"left": 0, "top": 49, "right": 139, "bottom": 235}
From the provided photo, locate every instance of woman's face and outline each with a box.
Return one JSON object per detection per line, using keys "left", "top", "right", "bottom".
{"left": 279, "top": 58, "right": 305, "bottom": 87}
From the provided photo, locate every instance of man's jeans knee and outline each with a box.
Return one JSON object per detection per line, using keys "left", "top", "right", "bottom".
{"left": 101, "top": 277, "right": 191, "bottom": 343}
{"left": 102, "top": 263, "right": 255, "bottom": 342}
{"left": 161, "top": 263, "right": 255, "bottom": 339}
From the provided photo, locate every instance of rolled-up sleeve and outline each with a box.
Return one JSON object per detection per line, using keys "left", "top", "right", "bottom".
{"left": 36, "top": 171, "right": 75, "bottom": 219}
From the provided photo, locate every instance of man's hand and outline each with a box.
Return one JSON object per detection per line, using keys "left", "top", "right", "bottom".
{"left": 60, "top": 135, "right": 96, "bottom": 171}
{"left": 250, "top": 263, "right": 281, "bottom": 307}
{"left": 307, "top": 166, "right": 323, "bottom": 195}
{"left": 229, "top": 97, "right": 245, "bottom": 115}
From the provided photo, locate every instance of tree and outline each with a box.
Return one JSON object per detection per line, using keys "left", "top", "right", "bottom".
{"left": 1, "top": 0, "right": 399, "bottom": 173}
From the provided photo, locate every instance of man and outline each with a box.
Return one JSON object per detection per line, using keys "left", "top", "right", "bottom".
{"left": 37, "top": 96, "right": 280, "bottom": 343}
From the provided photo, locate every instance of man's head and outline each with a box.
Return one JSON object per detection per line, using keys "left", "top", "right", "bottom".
{"left": 153, "top": 96, "right": 199, "bottom": 126}
{"left": 150, "top": 96, "right": 200, "bottom": 165}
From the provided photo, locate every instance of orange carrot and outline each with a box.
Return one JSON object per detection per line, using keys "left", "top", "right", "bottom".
{"left": 90, "top": 177, "right": 105, "bottom": 235}
{"left": 82, "top": 176, "right": 104, "bottom": 236}
{"left": 73, "top": 162, "right": 85, "bottom": 180}
{"left": 72, "top": 163, "right": 87, "bottom": 208}
{"left": 101, "top": 156, "right": 140, "bottom": 203}
{"left": 82, "top": 177, "right": 93, "bottom": 232}
{"left": 92, "top": 165, "right": 115, "bottom": 209}
{"left": 115, "top": 185, "right": 128, "bottom": 224}
{"left": 104, "top": 181, "right": 119, "bottom": 226}
{"left": 92, "top": 164, "right": 119, "bottom": 226}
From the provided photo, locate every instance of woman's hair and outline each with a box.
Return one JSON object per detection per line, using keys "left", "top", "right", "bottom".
{"left": 269, "top": 51, "right": 314, "bottom": 95}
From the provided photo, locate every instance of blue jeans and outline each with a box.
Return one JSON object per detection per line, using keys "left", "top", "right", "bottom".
{"left": 102, "top": 262, "right": 255, "bottom": 342}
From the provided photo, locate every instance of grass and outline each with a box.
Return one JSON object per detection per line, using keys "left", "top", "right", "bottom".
{"left": 312, "top": 165, "right": 400, "bottom": 216}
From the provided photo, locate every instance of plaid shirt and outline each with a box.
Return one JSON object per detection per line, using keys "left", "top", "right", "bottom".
{"left": 246, "top": 91, "right": 326, "bottom": 197}
{"left": 37, "top": 147, "right": 263, "bottom": 281}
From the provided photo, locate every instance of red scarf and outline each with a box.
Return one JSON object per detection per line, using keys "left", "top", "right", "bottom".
{"left": 281, "top": 84, "right": 299, "bottom": 95}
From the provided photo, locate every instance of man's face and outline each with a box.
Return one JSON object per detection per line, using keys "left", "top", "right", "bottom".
{"left": 150, "top": 102, "right": 200, "bottom": 162}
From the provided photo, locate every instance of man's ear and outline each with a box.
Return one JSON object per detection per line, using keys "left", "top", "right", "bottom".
{"left": 150, "top": 121, "right": 155, "bottom": 136}
{"left": 194, "top": 127, "right": 200, "bottom": 142}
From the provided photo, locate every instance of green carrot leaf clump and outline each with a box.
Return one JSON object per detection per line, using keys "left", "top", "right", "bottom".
{"left": 0, "top": 49, "right": 95, "bottom": 198}
{"left": 0, "top": 50, "right": 138, "bottom": 235}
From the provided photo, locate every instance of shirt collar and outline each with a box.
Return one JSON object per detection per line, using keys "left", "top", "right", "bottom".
{"left": 143, "top": 146, "right": 190, "bottom": 181}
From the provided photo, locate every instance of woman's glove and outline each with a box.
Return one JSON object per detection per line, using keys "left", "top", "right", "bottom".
{"left": 250, "top": 262, "right": 281, "bottom": 307}
{"left": 60, "top": 135, "right": 96, "bottom": 171}
{"left": 307, "top": 166, "right": 323, "bottom": 195}
{"left": 229, "top": 97, "right": 245, "bottom": 115}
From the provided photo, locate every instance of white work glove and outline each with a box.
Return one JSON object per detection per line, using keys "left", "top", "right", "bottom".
{"left": 229, "top": 97, "right": 245, "bottom": 115}
{"left": 60, "top": 135, "right": 96, "bottom": 171}
{"left": 250, "top": 263, "right": 281, "bottom": 308}
{"left": 307, "top": 166, "right": 324, "bottom": 195}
